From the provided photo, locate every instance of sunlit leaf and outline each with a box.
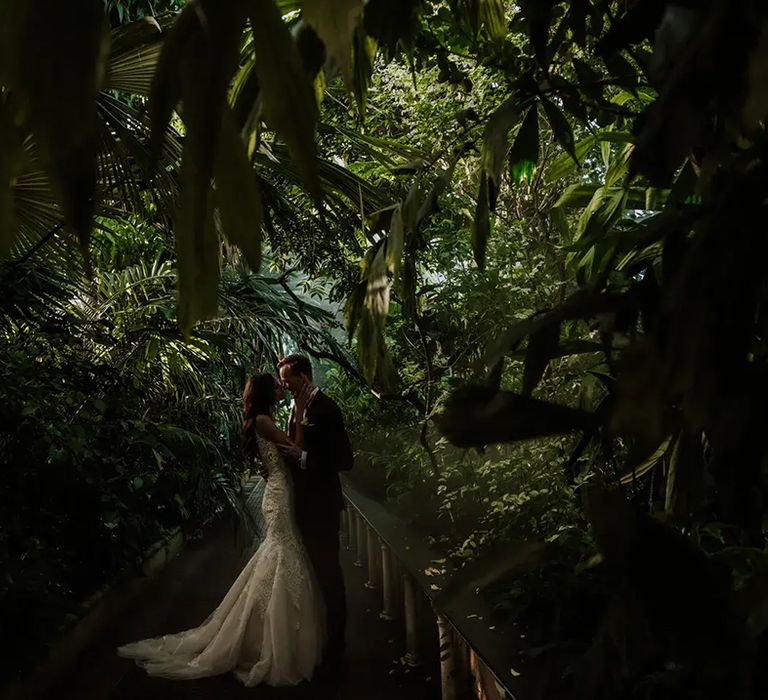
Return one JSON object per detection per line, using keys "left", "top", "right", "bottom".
{"left": 605, "top": 143, "right": 634, "bottom": 187}
{"left": 478, "top": 0, "right": 507, "bottom": 42}
{"left": 366, "top": 240, "right": 390, "bottom": 320}
{"left": 544, "top": 131, "right": 632, "bottom": 183}
{"left": 508, "top": 105, "right": 539, "bottom": 183}
{"left": 556, "top": 182, "right": 645, "bottom": 210}
{"left": 149, "top": 5, "right": 199, "bottom": 162}
{"left": 603, "top": 51, "right": 639, "bottom": 93}
{"left": 665, "top": 430, "right": 705, "bottom": 520}
{"left": 344, "top": 279, "right": 367, "bottom": 340}
{"left": 618, "top": 434, "right": 673, "bottom": 485}
{"left": 300, "top": 0, "right": 364, "bottom": 91}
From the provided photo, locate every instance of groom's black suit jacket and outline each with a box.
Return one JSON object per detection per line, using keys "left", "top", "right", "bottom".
{"left": 288, "top": 390, "right": 353, "bottom": 526}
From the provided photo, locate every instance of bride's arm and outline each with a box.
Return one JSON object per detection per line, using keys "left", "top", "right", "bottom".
{"left": 254, "top": 415, "right": 302, "bottom": 449}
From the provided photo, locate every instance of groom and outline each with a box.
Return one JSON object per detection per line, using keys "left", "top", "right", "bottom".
{"left": 276, "top": 354, "right": 353, "bottom": 682}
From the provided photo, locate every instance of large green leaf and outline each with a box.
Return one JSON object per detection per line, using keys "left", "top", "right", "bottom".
{"left": 556, "top": 182, "right": 647, "bottom": 210}
{"left": 524, "top": 0, "right": 555, "bottom": 68}
{"left": 213, "top": 108, "right": 264, "bottom": 271}
{"left": 618, "top": 435, "right": 673, "bottom": 486}
{"left": 300, "top": 0, "right": 364, "bottom": 91}
{"left": 149, "top": 6, "right": 197, "bottom": 164}
{"left": 105, "top": 16, "right": 165, "bottom": 95}
{"left": 416, "top": 147, "right": 466, "bottom": 223}
{"left": 154, "top": 1, "right": 247, "bottom": 332}
{"left": 344, "top": 279, "right": 367, "bottom": 341}
{"left": 573, "top": 186, "right": 627, "bottom": 245}
{"left": 249, "top": 0, "right": 320, "bottom": 196}
{"left": 5, "top": 1, "right": 106, "bottom": 261}
{"left": 365, "top": 239, "right": 390, "bottom": 321}
{"left": 363, "top": 0, "right": 422, "bottom": 57}
{"left": 461, "top": 0, "right": 506, "bottom": 41}
{"left": 665, "top": 430, "right": 705, "bottom": 520}
{"left": 473, "top": 171, "right": 491, "bottom": 270}
{"left": 604, "top": 143, "right": 634, "bottom": 187}
{"left": 481, "top": 289, "right": 626, "bottom": 371}
{"left": 436, "top": 385, "right": 595, "bottom": 448}
{"left": 355, "top": 241, "right": 399, "bottom": 389}
{"left": 481, "top": 98, "right": 519, "bottom": 207}
{"left": 351, "top": 22, "right": 378, "bottom": 117}
{"left": 540, "top": 96, "right": 578, "bottom": 165}
{"left": 544, "top": 131, "right": 632, "bottom": 183}
{"left": 385, "top": 202, "right": 404, "bottom": 278}
{"left": 478, "top": 0, "right": 507, "bottom": 41}
{"left": 508, "top": 105, "right": 539, "bottom": 183}
{"left": 602, "top": 51, "right": 639, "bottom": 93}
{"left": 522, "top": 321, "right": 560, "bottom": 396}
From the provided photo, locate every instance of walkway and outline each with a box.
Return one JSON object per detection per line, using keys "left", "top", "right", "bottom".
{"left": 49, "top": 517, "right": 441, "bottom": 700}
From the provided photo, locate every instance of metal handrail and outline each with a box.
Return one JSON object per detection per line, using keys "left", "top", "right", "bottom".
{"left": 341, "top": 477, "right": 527, "bottom": 700}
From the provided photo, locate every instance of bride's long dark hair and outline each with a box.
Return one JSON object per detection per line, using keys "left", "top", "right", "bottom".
{"left": 242, "top": 373, "right": 277, "bottom": 456}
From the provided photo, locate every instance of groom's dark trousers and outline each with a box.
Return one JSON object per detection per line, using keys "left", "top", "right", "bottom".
{"left": 289, "top": 390, "right": 353, "bottom": 666}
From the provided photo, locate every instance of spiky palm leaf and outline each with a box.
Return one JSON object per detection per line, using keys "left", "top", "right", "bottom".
{"left": 5, "top": 12, "right": 398, "bottom": 326}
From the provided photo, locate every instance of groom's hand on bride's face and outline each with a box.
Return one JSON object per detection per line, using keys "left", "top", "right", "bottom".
{"left": 278, "top": 443, "right": 302, "bottom": 461}
{"left": 294, "top": 379, "right": 313, "bottom": 412}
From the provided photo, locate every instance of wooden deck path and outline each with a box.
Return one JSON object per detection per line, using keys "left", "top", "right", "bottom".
{"left": 48, "top": 517, "right": 441, "bottom": 700}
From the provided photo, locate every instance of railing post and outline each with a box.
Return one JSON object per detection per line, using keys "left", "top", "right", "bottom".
{"left": 339, "top": 508, "right": 347, "bottom": 548}
{"left": 354, "top": 511, "right": 366, "bottom": 568}
{"left": 346, "top": 504, "right": 356, "bottom": 551}
{"left": 402, "top": 573, "right": 420, "bottom": 667}
{"left": 455, "top": 634, "right": 474, "bottom": 696}
{"left": 365, "top": 526, "right": 380, "bottom": 589}
{"left": 380, "top": 543, "right": 395, "bottom": 620}
{"left": 436, "top": 612, "right": 458, "bottom": 700}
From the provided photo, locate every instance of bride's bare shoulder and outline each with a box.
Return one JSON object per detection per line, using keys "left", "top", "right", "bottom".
{"left": 254, "top": 414, "right": 275, "bottom": 435}
{"left": 255, "top": 415, "right": 287, "bottom": 446}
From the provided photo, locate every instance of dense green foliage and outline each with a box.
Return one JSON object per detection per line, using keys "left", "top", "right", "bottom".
{"left": 4, "top": 1, "right": 768, "bottom": 697}
{"left": 0, "top": 218, "right": 345, "bottom": 681}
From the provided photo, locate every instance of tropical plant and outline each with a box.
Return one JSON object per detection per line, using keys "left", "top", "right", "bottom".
{"left": 4, "top": 1, "right": 768, "bottom": 696}
{"left": 0, "top": 215, "right": 350, "bottom": 684}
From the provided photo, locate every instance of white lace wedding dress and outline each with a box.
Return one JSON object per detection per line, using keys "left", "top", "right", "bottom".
{"left": 117, "top": 435, "right": 325, "bottom": 686}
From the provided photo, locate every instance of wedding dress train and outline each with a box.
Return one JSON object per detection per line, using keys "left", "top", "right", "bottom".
{"left": 117, "top": 435, "right": 325, "bottom": 686}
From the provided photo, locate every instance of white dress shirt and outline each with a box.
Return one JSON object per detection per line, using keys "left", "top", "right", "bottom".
{"left": 291, "top": 386, "right": 319, "bottom": 470}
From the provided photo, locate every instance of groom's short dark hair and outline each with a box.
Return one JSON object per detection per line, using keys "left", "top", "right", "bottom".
{"left": 277, "top": 354, "right": 313, "bottom": 379}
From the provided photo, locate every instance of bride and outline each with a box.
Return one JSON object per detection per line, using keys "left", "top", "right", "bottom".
{"left": 117, "top": 373, "right": 325, "bottom": 686}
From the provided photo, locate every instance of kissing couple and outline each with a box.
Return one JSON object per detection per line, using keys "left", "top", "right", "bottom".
{"left": 118, "top": 354, "right": 354, "bottom": 687}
